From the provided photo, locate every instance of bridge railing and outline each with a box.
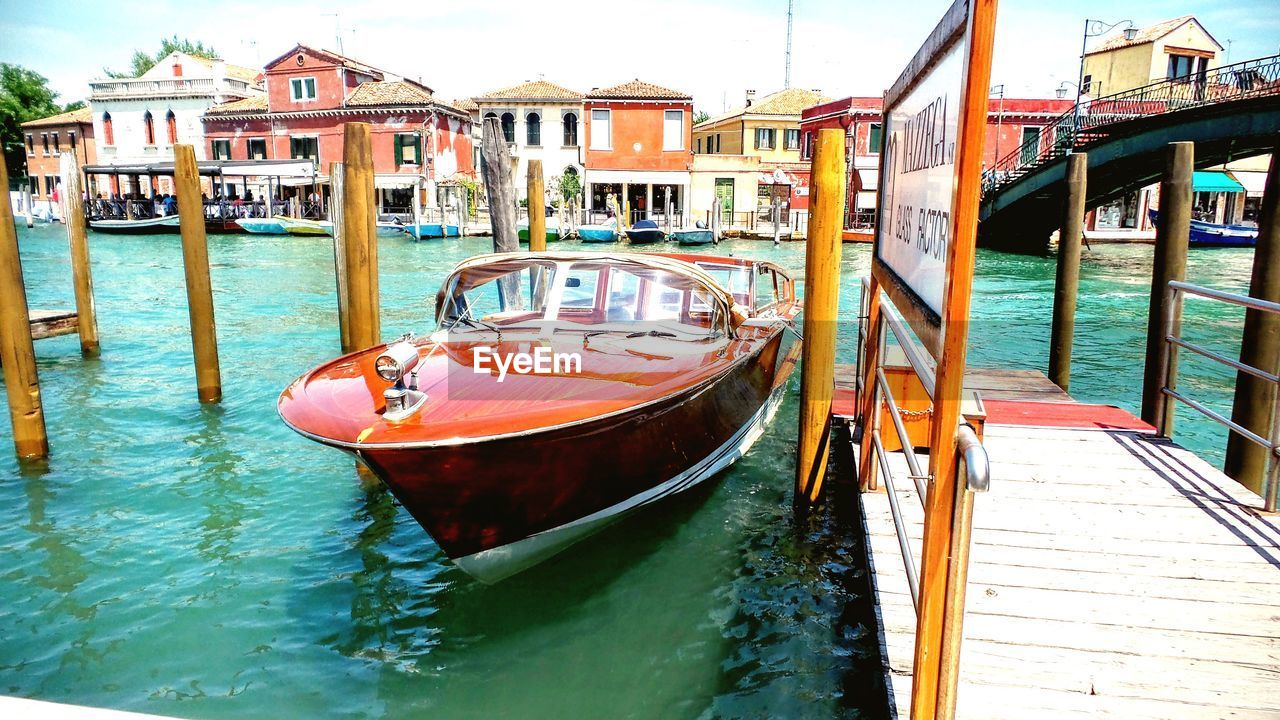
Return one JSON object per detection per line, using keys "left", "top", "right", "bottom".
{"left": 982, "top": 53, "right": 1280, "bottom": 196}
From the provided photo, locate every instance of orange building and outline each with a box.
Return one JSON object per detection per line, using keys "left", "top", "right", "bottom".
{"left": 582, "top": 80, "right": 692, "bottom": 221}
{"left": 20, "top": 107, "right": 97, "bottom": 218}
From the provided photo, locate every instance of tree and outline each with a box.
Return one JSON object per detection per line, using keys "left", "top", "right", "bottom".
{"left": 694, "top": 110, "right": 711, "bottom": 125}
{"left": 0, "top": 63, "right": 66, "bottom": 179}
{"left": 105, "top": 36, "right": 218, "bottom": 79}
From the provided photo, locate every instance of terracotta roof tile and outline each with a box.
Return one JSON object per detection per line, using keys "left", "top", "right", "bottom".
{"left": 1086, "top": 16, "right": 1218, "bottom": 55}
{"left": 449, "top": 97, "right": 479, "bottom": 112}
{"left": 586, "top": 79, "right": 690, "bottom": 100}
{"left": 21, "top": 107, "right": 93, "bottom": 128}
{"left": 345, "top": 81, "right": 435, "bottom": 107}
{"left": 476, "top": 79, "right": 582, "bottom": 101}
{"left": 696, "top": 88, "right": 833, "bottom": 128}
{"left": 204, "top": 95, "right": 268, "bottom": 115}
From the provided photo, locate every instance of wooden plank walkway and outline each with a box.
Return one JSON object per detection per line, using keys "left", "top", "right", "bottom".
{"left": 861, "top": 420, "right": 1280, "bottom": 719}
{"left": 30, "top": 309, "right": 78, "bottom": 340}
{"left": 834, "top": 361, "right": 1073, "bottom": 405}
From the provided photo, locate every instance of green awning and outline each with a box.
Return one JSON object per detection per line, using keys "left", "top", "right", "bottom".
{"left": 1192, "top": 171, "right": 1245, "bottom": 193}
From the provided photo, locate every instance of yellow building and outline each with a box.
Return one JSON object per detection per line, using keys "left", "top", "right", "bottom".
{"left": 693, "top": 88, "right": 831, "bottom": 163}
{"left": 1081, "top": 15, "right": 1222, "bottom": 97}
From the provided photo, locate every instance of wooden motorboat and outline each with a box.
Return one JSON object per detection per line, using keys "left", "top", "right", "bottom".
{"left": 671, "top": 227, "right": 715, "bottom": 245}
{"left": 625, "top": 219, "right": 665, "bottom": 244}
{"left": 89, "top": 215, "right": 181, "bottom": 234}
{"left": 1148, "top": 209, "right": 1257, "bottom": 248}
{"left": 236, "top": 217, "right": 289, "bottom": 234}
{"left": 517, "top": 220, "right": 564, "bottom": 243}
{"left": 577, "top": 222, "right": 619, "bottom": 243}
{"left": 279, "top": 252, "right": 801, "bottom": 583}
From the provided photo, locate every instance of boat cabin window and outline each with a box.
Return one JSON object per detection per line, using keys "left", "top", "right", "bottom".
{"left": 439, "top": 259, "right": 727, "bottom": 339}
{"left": 698, "top": 264, "right": 752, "bottom": 308}
{"left": 755, "top": 267, "right": 778, "bottom": 311}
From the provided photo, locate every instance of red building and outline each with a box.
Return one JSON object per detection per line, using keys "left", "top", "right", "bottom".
{"left": 202, "top": 45, "right": 473, "bottom": 212}
{"left": 20, "top": 107, "right": 97, "bottom": 218}
{"left": 800, "top": 95, "right": 1073, "bottom": 228}
{"left": 583, "top": 79, "right": 693, "bottom": 219}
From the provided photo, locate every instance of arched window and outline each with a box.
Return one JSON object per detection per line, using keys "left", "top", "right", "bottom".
{"left": 165, "top": 110, "right": 178, "bottom": 144}
{"left": 563, "top": 112, "right": 578, "bottom": 147}
{"left": 500, "top": 112, "right": 515, "bottom": 143}
{"left": 526, "top": 112, "right": 541, "bottom": 146}
{"left": 102, "top": 112, "right": 114, "bottom": 146}
{"left": 143, "top": 110, "right": 155, "bottom": 145}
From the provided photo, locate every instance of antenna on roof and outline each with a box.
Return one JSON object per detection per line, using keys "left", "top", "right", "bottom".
{"left": 322, "top": 12, "right": 345, "bottom": 54}
{"left": 784, "top": 0, "right": 794, "bottom": 88}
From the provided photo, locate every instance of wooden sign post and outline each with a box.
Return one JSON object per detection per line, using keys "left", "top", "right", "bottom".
{"left": 856, "top": 0, "right": 998, "bottom": 717}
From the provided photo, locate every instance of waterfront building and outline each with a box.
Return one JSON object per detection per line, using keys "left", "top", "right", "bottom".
{"left": 473, "top": 80, "right": 584, "bottom": 207}
{"left": 691, "top": 88, "right": 831, "bottom": 223}
{"left": 582, "top": 80, "right": 693, "bottom": 221}
{"left": 799, "top": 96, "right": 1072, "bottom": 229}
{"left": 88, "top": 51, "right": 262, "bottom": 196}
{"left": 19, "top": 107, "right": 96, "bottom": 218}
{"left": 1081, "top": 15, "right": 1222, "bottom": 98}
{"left": 201, "top": 44, "right": 474, "bottom": 213}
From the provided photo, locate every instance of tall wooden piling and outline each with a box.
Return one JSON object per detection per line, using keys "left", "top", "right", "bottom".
{"left": 59, "top": 152, "right": 100, "bottom": 357}
{"left": 341, "top": 123, "right": 381, "bottom": 350}
{"left": 0, "top": 161, "right": 49, "bottom": 458}
{"left": 23, "top": 185, "right": 34, "bottom": 228}
{"left": 527, "top": 159, "right": 546, "bottom": 252}
{"left": 173, "top": 144, "right": 222, "bottom": 403}
{"left": 1049, "top": 152, "right": 1086, "bottom": 391}
{"left": 329, "top": 162, "right": 352, "bottom": 353}
{"left": 795, "top": 128, "right": 847, "bottom": 508}
{"left": 481, "top": 117, "right": 519, "bottom": 253}
{"left": 1224, "top": 149, "right": 1280, "bottom": 497}
{"left": 1142, "top": 142, "right": 1193, "bottom": 434}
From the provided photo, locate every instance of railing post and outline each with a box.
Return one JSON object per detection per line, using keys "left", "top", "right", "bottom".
{"left": 1142, "top": 142, "right": 1192, "bottom": 434}
{"left": 1049, "top": 152, "right": 1086, "bottom": 391}
{"left": 794, "top": 128, "right": 847, "bottom": 510}
{"left": 0, "top": 159, "right": 49, "bottom": 458}
{"left": 1225, "top": 147, "right": 1280, "bottom": 499}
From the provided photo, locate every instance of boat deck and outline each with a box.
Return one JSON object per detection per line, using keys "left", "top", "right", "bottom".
{"left": 854, "top": 373, "right": 1280, "bottom": 718}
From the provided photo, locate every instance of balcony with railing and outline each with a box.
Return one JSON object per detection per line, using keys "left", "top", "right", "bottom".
{"left": 89, "top": 77, "right": 258, "bottom": 100}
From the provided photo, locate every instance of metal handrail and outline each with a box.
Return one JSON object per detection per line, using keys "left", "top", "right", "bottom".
{"left": 1160, "top": 280, "right": 1280, "bottom": 512}
{"left": 871, "top": 432, "right": 921, "bottom": 611}
{"left": 958, "top": 424, "right": 990, "bottom": 492}
{"left": 882, "top": 298, "right": 937, "bottom": 399}
{"left": 876, "top": 367, "right": 929, "bottom": 500}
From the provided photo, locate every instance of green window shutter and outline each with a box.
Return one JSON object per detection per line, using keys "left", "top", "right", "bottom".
{"left": 394, "top": 135, "right": 404, "bottom": 166}
{"left": 414, "top": 133, "right": 422, "bottom": 165}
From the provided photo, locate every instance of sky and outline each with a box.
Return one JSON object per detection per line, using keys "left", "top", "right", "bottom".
{"left": 2, "top": 0, "right": 1277, "bottom": 112}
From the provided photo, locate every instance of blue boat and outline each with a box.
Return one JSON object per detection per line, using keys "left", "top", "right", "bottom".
{"left": 404, "top": 223, "right": 461, "bottom": 240}
{"left": 1148, "top": 210, "right": 1257, "bottom": 248}
{"left": 577, "top": 223, "right": 618, "bottom": 243}
{"left": 625, "top": 219, "right": 665, "bottom": 244}
{"left": 671, "top": 228, "right": 715, "bottom": 245}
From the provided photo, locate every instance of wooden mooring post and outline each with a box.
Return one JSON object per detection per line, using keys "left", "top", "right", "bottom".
{"left": 330, "top": 162, "right": 352, "bottom": 353}
{"left": 174, "top": 144, "right": 222, "bottom": 403}
{"left": 23, "top": 185, "right": 34, "bottom": 228}
{"left": 60, "top": 152, "right": 100, "bottom": 357}
{"left": 341, "top": 123, "right": 381, "bottom": 350}
{"left": 795, "top": 128, "right": 846, "bottom": 508}
{"left": 481, "top": 116, "right": 519, "bottom": 253}
{"left": 1225, "top": 148, "right": 1280, "bottom": 499}
{"left": 527, "top": 159, "right": 546, "bottom": 252}
{"left": 1142, "top": 142, "right": 1192, "bottom": 433}
{"left": 0, "top": 160, "right": 49, "bottom": 458}
{"left": 1048, "top": 152, "right": 1086, "bottom": 391}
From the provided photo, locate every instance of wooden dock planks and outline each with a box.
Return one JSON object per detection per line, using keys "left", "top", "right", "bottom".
{"left": 860, "top": 421, "right": 1280, "bottom": 719}
{"left": 28, "top": 310, "right": 78, "bottom": 340}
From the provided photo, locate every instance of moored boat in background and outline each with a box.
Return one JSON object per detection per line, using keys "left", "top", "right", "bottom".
{"left": 279, "top": 217, "right": 333, "bottom": 236}
{"left": 89, "top": 215, "right": 181, "bottom": 234}
{"left": 671, "top": 226, "right": 715, "bottom": 245}
{"left": 1148, "top": 209, "right": 1258, "bottom": 248}
{"left": 279, "top": 251, "right": 801, "bottom": 582}
{"left": 236, "top": 217, "right": 290, "bottom": 234}
{"left": 577, "top": 222, "right": 619, "bottom": 243}
{"left": 625, "top": 219, "right": 665, "bottom": 244}
{"left": 404, "top": 222, "right": 461, "bottom": 239}
{"left": 518, "top": 220, "right": 564, "bottom": 243}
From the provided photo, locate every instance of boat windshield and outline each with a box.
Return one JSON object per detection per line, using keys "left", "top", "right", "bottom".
{"left": 438, "top": 258, "right": 728, "bottom": 339}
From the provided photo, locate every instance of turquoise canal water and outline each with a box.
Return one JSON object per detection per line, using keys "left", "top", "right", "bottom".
{"left": 0, "top": 224, "right": 1255, "bottom": 718}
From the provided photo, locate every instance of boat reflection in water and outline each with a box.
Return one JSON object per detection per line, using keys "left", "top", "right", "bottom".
{"left": 279, "top": 252, "right": 802, "bottom": 582}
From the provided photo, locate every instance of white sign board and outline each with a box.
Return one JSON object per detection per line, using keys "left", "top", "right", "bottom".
{"left": 875, "top": 43, "right": 962, "bottom": 318}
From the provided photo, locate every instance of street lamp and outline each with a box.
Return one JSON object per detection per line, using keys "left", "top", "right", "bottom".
{"left": 1055, "top": 80, "right": 1078, "bottom": 100}
{"left": 1076, "top": 19, "right": 1137, "bottom": 106}
{"left": 990, "top": 84, "right": 1006, "bottom": 162}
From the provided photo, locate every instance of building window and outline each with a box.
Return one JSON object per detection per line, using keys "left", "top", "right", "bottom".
{"left": 590, "top": 109, "right": 611, "bottom": 150}
{"left": 696, "top": 138, "right": 702, "bottom": 154}
{"left": 41, "top": 133, "right": 49, "bottom": 155}
{"left": 1167, "top": 54, "right": 1195, "bottom": 81}
{"left": 290, "top": 136, "right": 319, "bottom": 163}
{"left": 784, "top": 128, "right": 800, "bottom": 151}
{"left": 715, "top": 134, "right": 721, "bottom": 153}
{"left": 663, "top": 110, "right": 684, "bottom": 151}
{"left": 868, "top": 123, "right": 883, "bottom": 153}
{"left": 102, "top": 112, "right": 114, "bottom": 145}
{"left": 25, "top": 134, "right": 33, "bottom": 154}
{"left": 211, "top": 139, "right": 231, "bottom": 160}
{"left": 45, "top": 175, "right": 56, "bottom": 198}
{"left": 801, "top": 131, "right": 814, "bottom": 160}
{"left": 394, "top": 132, "right": 422, "bottom": 167}
{"left": 1082, "top": 74, "right": 1093, "bottom": 95}
{"left": 562, "top": 112, "right": 578, "bottom": 147}
{"left": 166, "top": 110, "right": 178, "bottom": 144}
{"left": 754, "top": 127, "right": 776, "bottom": 150}
{"left": 52, "top": 132, "right": 61, "bottom": 154}
{"left": 501, "top": 112, "right": 515, "bottom": 143}
{"left": 143, "top": 110, "right": 155, "bottom": 145}
{"left": 290, "top": 77, "right": 317, "bottom": 101}
{"left": 69, "top": 131, "right": 77, "bottom": 149}
{"left": 1020, "top": 126, "right": 1040, "bottom": 164}
{"left": 526, "top": 112, "right": 541, "bottom": 147}
{"left": 247, "top": 138, "right": 267, "bottom": 159}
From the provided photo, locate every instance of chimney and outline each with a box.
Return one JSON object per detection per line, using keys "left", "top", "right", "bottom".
{"left": 745, "top": 89, "right": 756, "bottom": 107}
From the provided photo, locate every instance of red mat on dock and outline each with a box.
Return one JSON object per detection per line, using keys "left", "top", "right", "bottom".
{"left": 984, "top": 400, "right": 1155, "bottom": 432}
{"left": 833, "top": 387, "right": 858, "bottom": 418}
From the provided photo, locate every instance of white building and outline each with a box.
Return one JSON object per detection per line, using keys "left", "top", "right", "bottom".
{"left": 88, "top": 51, "right": 262, "bottom": 195}
{"left": 473, "top": 79, "right": 584, "bottom": 206}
